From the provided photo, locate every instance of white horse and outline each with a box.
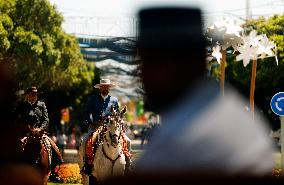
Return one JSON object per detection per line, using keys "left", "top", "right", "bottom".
{"left": 79, "top": 107, "right": 127, "bottom": 184}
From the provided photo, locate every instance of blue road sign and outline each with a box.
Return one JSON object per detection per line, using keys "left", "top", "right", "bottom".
{"left": 271, "top": 92, "right": 284, "bottom": 116}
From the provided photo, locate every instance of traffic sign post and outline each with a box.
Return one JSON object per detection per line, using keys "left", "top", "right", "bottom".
{"left": 271, "top": 92, "right": 284, "bottom": 174}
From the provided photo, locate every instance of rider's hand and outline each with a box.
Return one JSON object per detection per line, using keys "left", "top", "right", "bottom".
{"left": 32, "top": 127, "right": 41, "bottom": 133}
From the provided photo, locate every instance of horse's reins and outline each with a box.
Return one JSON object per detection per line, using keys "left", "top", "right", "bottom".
{"left": 102, "top": 143, "right": 122, "bottom": 176}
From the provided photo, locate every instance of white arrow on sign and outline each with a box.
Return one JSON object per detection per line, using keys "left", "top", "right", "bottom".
{"left": 276, "top": 97, "right": 284, "bottom": 111}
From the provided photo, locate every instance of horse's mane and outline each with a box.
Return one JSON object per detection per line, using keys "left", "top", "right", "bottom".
{"left": 95, "top": 125, "right": 108, "bottom": 148}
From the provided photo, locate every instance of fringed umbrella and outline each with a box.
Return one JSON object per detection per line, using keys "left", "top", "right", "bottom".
{"left": 236, "top": 30, "right": 278, "bottom": 119}
{"left": 207, "top": 19, "right": 243, "bottom": 96}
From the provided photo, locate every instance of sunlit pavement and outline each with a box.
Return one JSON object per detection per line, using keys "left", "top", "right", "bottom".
{"left": 273, "top": 152, "right": 281, "bottom": 169}
{"left": 131, "top": 139, "right": 146, "bottom": 165}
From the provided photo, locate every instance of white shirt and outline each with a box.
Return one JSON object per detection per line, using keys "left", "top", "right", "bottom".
{"left": 136, "top": 82, "right": 275, "bottom": 175}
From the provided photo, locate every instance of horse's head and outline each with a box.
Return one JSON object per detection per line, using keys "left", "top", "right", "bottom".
{"left": 105, "top": 106, "right": 127, "bottom": 148}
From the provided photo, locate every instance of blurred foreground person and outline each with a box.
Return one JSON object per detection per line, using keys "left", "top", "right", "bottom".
{"left": 135, "top": 7, "right": 274, "bottom": 175}
{"left": 0, "top": 62, "right": 43, "bottom": 185}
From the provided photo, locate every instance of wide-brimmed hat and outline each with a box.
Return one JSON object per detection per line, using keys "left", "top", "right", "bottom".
{"left": 25, "top": 87, "right": 38, "bottom": 94}
{"left": 94, "top": 79, "right": 116, "bottom": 88}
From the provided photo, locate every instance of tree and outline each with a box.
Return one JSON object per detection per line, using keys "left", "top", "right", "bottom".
{"left": 0, "top": 0, "right": 94, "bottom": 132}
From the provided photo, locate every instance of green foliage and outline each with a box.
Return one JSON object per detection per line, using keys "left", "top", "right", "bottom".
{"left": 0, "top": 0, "right": 14, "bottom": 57}
{"left": 0, "top": 0, "right": 94, "bottom": 131}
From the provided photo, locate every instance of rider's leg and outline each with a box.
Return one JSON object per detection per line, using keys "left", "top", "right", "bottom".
{"left": 81, "top": 131, "right": 94, "bottom": 175}
{"left": 122, "top": 133, "right": 132, "bottom": 174}
{"left": 82, "top": 125, "right": 102, "bottom": 176}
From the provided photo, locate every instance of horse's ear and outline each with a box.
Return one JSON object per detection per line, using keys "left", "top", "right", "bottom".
{"left": 120, "top": 106, "right": 127, "bottom": 117}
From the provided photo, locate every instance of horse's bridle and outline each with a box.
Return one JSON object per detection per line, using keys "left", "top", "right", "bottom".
{"left": 101, "top": 115, "right": 124, "bottom": 175}
{"left": 102, "top": 143, "right": 122, "bottom": 175}
{"left": 108, "top": 131, "right": 121, "bottom": 147}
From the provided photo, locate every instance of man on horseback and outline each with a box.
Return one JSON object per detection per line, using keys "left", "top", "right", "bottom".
{"left": 81, "top": 79, "right": 132, "bottom": 175}
{"left": 16, "top": 87, "right": 63, "bottom": 177}
{"left": 16, "top": 87, "right": 49, "bottom": 134}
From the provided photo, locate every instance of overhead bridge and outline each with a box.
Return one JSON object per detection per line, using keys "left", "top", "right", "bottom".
{"left": 78, "top": 36, "right": 138, "bottom": 64}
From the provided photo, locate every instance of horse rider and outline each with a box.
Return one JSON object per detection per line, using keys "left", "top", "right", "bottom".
{"left": 15, "top": 87, "right": 63, "bottom": 176}
{"left": 81, "top": 79, "right": 132, "bottom": 175}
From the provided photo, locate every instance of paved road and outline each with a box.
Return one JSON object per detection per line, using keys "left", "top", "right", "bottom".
{"left": 130, "top": 139, "right": 145, "bottom": 165}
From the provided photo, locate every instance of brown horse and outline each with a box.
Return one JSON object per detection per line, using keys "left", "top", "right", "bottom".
{"left": 21, "top": 128, "right": 53, "bottom": 185}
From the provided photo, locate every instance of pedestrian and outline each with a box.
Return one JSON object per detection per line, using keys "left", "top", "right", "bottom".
{"left": 135, "top": 7, "right": 275, "bottom": 175}
{"left": 50, "top": 132, "right": 57, "bottom": 144}
{"left": 57, "top": 129, "right": 68, "bottom": 154}
{"left": 68, "top": 127, "right": 77, "bottom": 149}
{"left": 140, "top": 126, "right": 148, "bottom": 149}
{"left": 81, "top": 79, "right": 132, "bottom": 175}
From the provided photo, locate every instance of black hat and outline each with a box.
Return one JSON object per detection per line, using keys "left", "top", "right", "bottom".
{"left": 25, "top": 87, "right": 38, "bottom": 94}
{"left": 138, "top": 7, "right": 205, "bottom": 53}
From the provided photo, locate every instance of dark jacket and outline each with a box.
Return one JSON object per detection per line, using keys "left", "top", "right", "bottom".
{"left": 83, "top": 94, "right": 119, "bottom": 127}
{"left": 16, "top": 100, "right": 49, "bottom": 131}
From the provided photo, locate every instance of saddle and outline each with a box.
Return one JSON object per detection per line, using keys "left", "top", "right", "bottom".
{"left": 85, "top": 128, "right": 101, "bottom": 166}
{"left": 21, "top": 134, "right": 64, "bottom": 169}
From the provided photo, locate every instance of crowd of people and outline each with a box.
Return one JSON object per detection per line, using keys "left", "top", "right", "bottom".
{"left": 50, "top": 126, "right": 81, "bottom": 150}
